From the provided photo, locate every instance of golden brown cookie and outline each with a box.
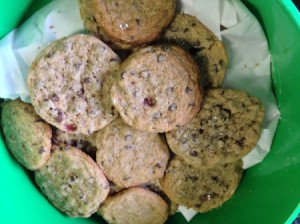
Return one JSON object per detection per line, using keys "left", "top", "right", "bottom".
{"left": 27, "top": 34, "right": 120, "bottom": 135}
{"left": 98, "top": 187, "right": 169, "bottom": 224}
{"left": 166, "top": 88, "right": 264, "bottom": 169}
{"left": 111, "top": 45, "right": 203, "bottom": 133}
{"left": 80, "top": 0, "right": 176, "bottom": 49}
{"left": 161, "top": 157, "right": 243, "bottom": 213}
{"left": 1, "top": 100, "right": 51, "bottom": 170}
{"left": 95, "top": 118, "right": 170, "bottom": 188}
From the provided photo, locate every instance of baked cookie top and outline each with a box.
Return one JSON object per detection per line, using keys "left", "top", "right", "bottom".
{"left": 95, "top": 118, "right": 170, "bottom": 188}
{"left": 161, "top": 13, "right": 228, "bottom": 87}
{"left": 27, "top": 34, "right": 120, "bottom": 135}
{"left": 35, "top": 145, "right": 109, "bottom": 217}
{"left": 166, "top": 88, "right": 264, "bottom": 169}
{"left": 161, "top": 157, "right": 243, "bottom": 212}
{"left": 86, "top": 0, "right": 176, "bottom": 49}
{"left": 111, "top": 45, "right": 203, "bottom": 133}
{"left": 98, "top": 187, "right": 169, "bottom": 224}
{"left": 1, "top": 100, "right": 52, "bottom": 170}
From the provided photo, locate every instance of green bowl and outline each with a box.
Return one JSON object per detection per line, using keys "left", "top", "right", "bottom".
{"left": 1, "top": 0, "right": 300, "bottom": 223}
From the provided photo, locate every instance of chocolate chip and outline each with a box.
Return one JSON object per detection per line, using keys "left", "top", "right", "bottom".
{"left": 189, "top": 151, "right": 198, "bottom": 157}
{"left": 188, "top": 103, "right": 195, "bottom": 107}
{"left": 51, "top": 94, "right": 59, "bottom": 102}
{"left": 219, "top": 59, "right": 224, "bottom": 67}
{"left": 235, "top": 137, "right": 245, "bottom": 147}
{"left": 165, "top": 86, "right": 174, "bottom": 94}
{"left": 74, "top": 62, "right": 82, "bottom": 69}
{"left": 77, "top": 89, "right": 84, "bottom": 97}
{"left": 152, "top": 112, "right": 161, "bottom": 120}
{"left": 188, "top": 175, "right": 199, "bottom": 182}
{"left": 154, "top": 163, "right": 162, "bottom": 169}
{"left": 184, "top": 28, "right": 189, "bottom": 33}
{"left": 143, "top": 97, "right": 156, "bottom": 107}
{"left": 168, "top": 103, "right": 177, "bottom": 112}
{"left": 39, "top": 147, "right": 45, "bottom": 154}
{"left": 135, "top": 18, "right": 141, "bottom": 26}
{"left": 55, "top": 111, "right": 63, "bottom": 123}
{"left": 141, "top": 70, "right": 150, "bottom": 79}
{"left": 125, "top": 145, "right": 133, "bottom": 150}
{"left": 124, "top": 135, "right": 132, "bottom": 141}
{"left": 191, "top": 133, "right": 197, "bottom": 142}
{"left": 195, "top": 204, "right": 202, "bottom": 208}
{"left": 83, "top": 77, "right": 91, "bottom": 84}
{"left": 180, "top": 137, "right": 188, "bottom": 144}
{"left": 211, "top": 176, "right": 220, "bottom": 182}
{"left": 185, "top": 86, "right": 193, "bottom": 94}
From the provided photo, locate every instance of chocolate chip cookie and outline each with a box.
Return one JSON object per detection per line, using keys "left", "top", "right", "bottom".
{"left": 81, "top": 0, "right": 176, "bottom": 49}
{"left": 111, "top": 45, "right": 203, "bottom": 133}
{"left": 27, "top": 34, "right": 120, "bottom": 135}
{"left": 161, "top": 13, "right": 228, "bottom": 87}
{"left": 166, "top": 88, "right": 264, "bottom": 169}
{"left": 161, "top": 157, "right": 243, "bottom": 213}
{"left": 95, "top": 118, "right": 170, "bottom": 188}
{"left": 98, "top": 187, "right": 169, "bottom": 224}
{"left": 1, "top": 100, "right": 52, "bottom": 170}
{"left": 35, "top": 144, "right": 109, "bottom": 217}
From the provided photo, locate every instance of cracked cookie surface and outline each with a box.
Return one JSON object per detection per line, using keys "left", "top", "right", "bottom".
{"left": 161, "top": 157, "right": 243, "bottom": 212}
{"left": 166, "top": 88, "right": 264, "bottom": 169}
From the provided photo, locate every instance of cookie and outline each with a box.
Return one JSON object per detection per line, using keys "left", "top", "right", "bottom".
{"left": 35, "top": 144, "right": 109, "bottom": 217}
{"left": 161, "top": 157, "right": 243, "bottom": 213}
{"left": 52, "top": 128, "right": 97, "bottom": 160}
{"left": 27, "top": 34, "right": 120, "bottom": 135}
{"left": 95, "top": 118, "right": 170, "bottom": 188}
{"left": 1, "top": 100, "right": 51, "bottom": 170}
{"left": 98, "top": 187, "right": 169, "bottom": 224}
{"left": 81, "top": 0, "right": 176, "bottom": 49}
{"left": 166, "top": 88, "right": 264, "bottom": 169}
{"left": 111, "top": 45, "right": 203, "bottom": 133}
{"left": 161, "top": 13, "right": 228, "bottom": 87}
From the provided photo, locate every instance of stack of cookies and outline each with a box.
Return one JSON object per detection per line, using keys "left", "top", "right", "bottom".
{"left": 0, "top": 0, "right": 265, "bottom": 223}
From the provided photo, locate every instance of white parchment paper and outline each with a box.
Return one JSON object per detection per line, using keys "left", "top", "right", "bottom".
{"left": 0, "top": 0, "right": 280, "bottom": 222}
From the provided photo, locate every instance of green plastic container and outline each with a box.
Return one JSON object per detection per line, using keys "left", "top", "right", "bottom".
{"left": 0, "top": 0, "right": 299, "bottom": 223}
